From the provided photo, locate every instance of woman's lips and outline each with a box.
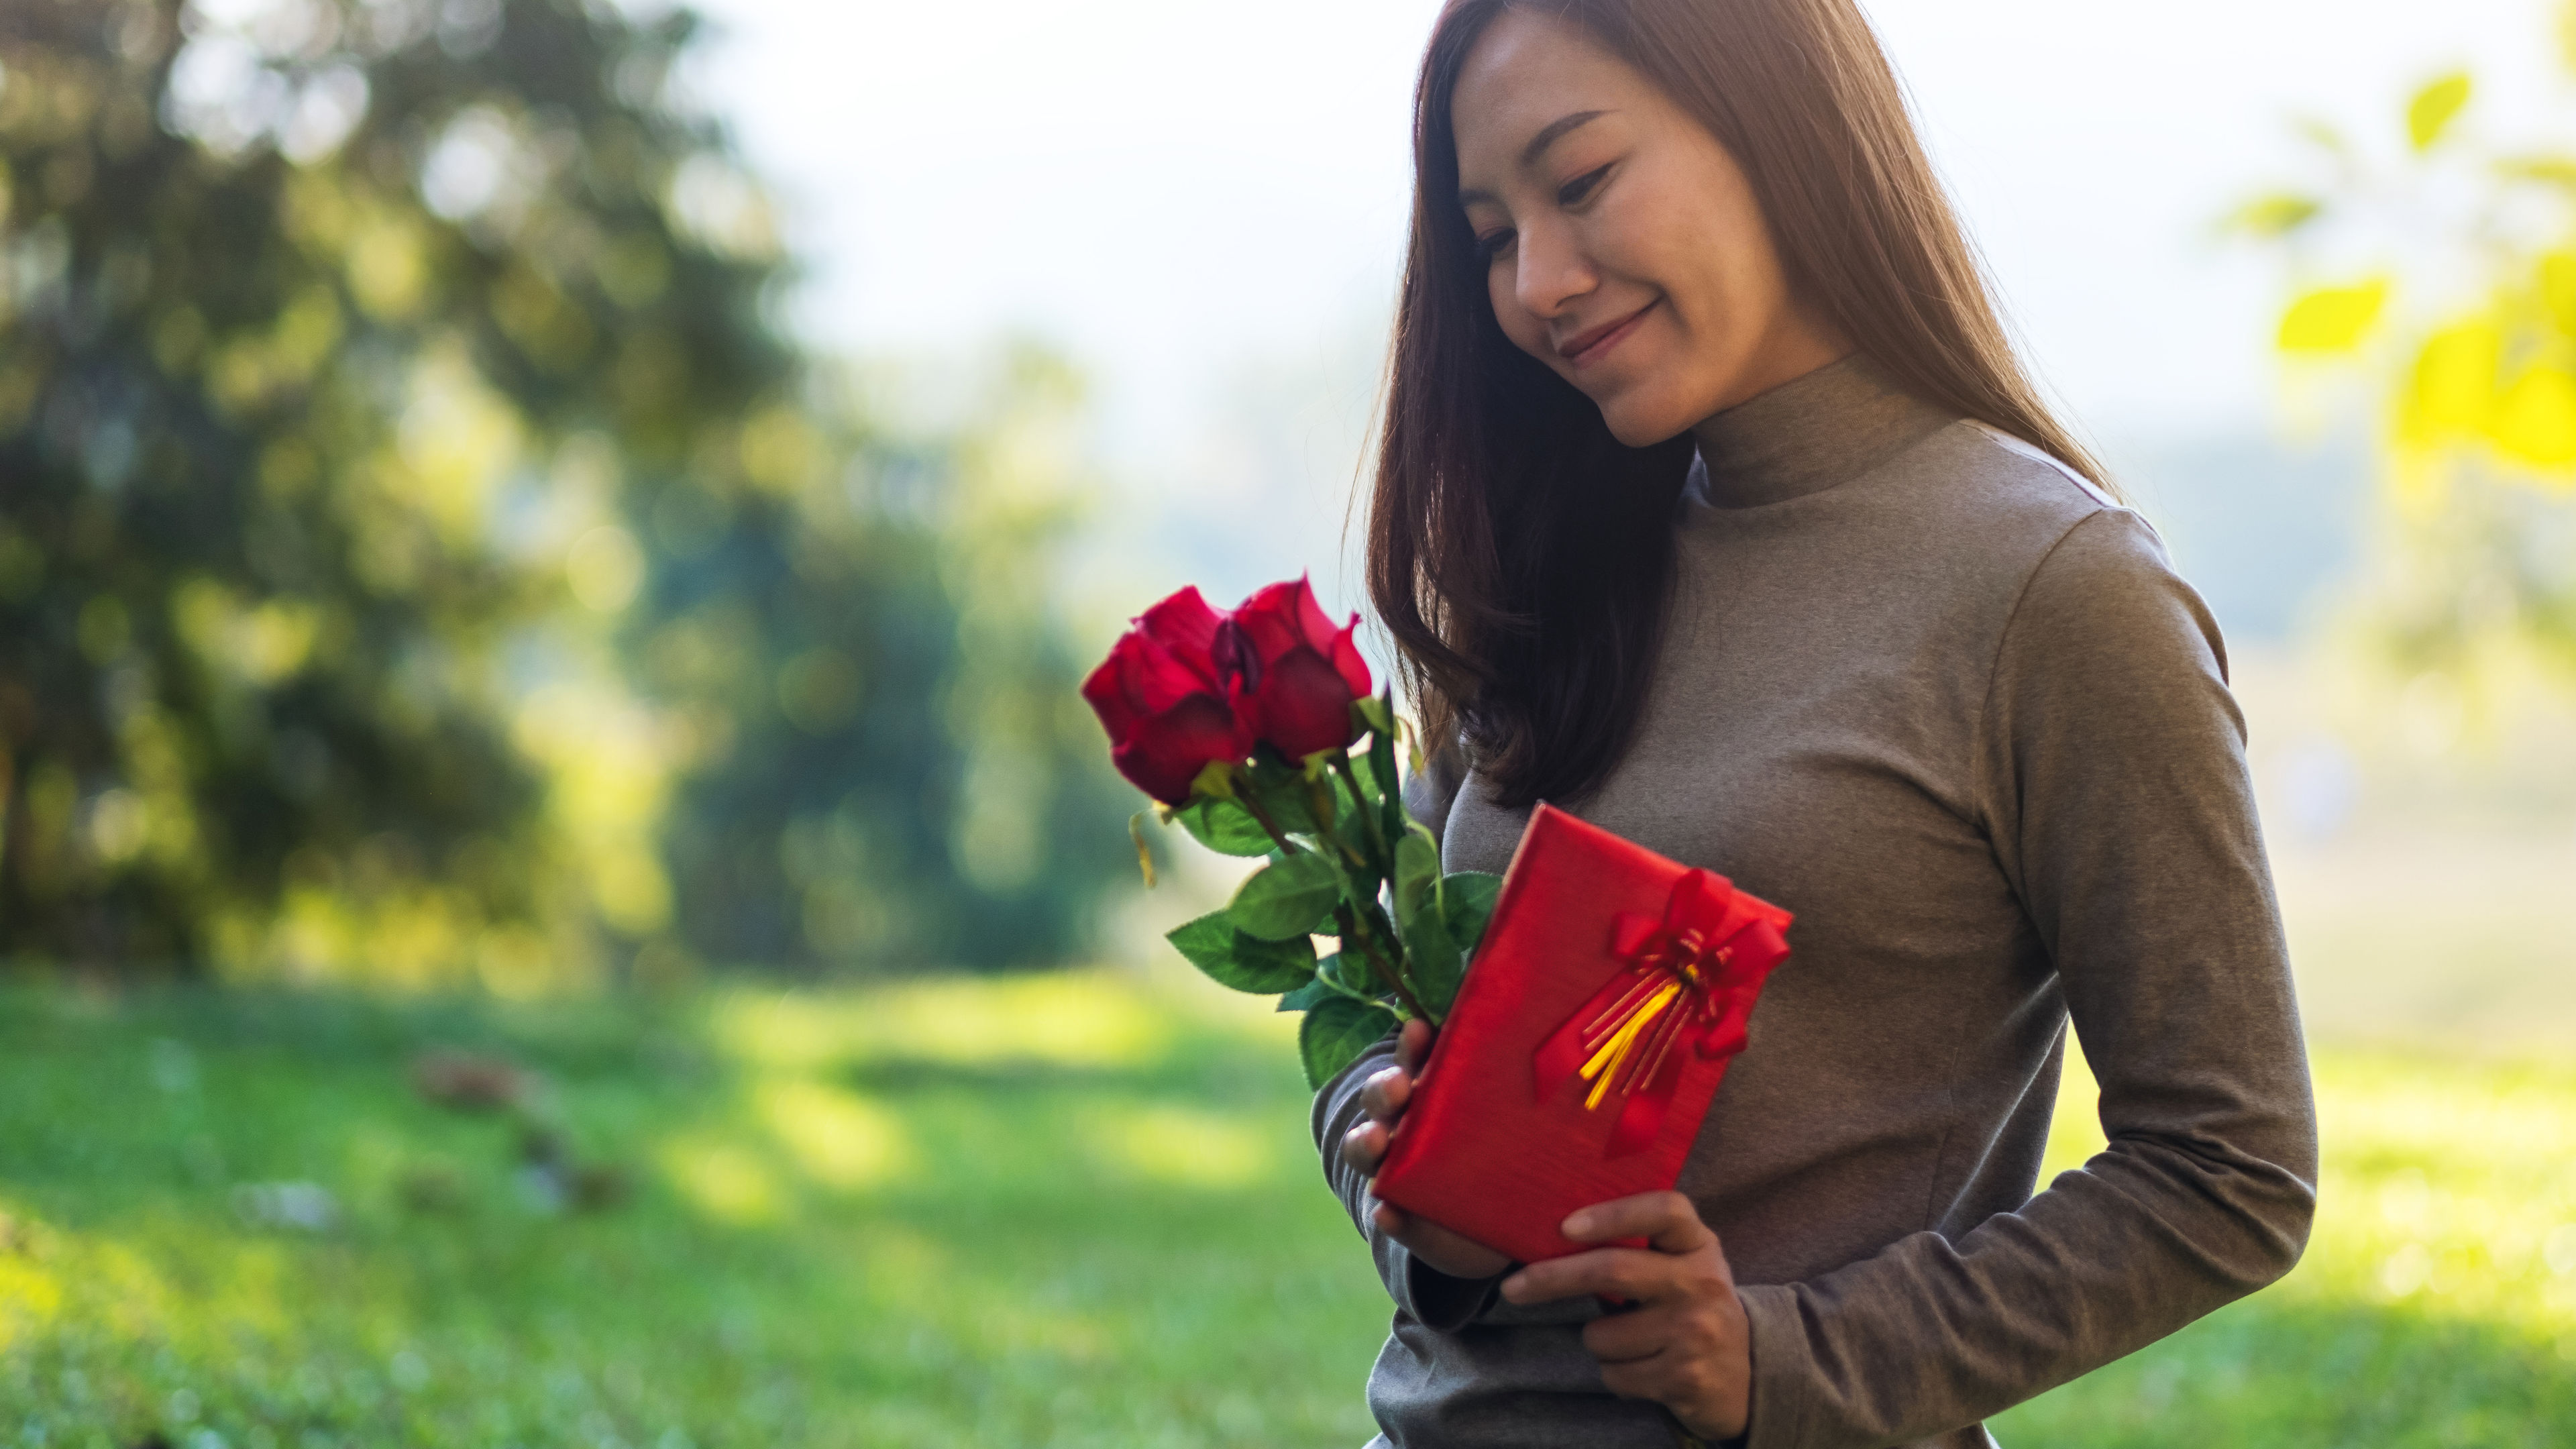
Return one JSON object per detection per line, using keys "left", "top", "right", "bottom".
{"left": 1558, "top": 300, "right": 1658, "bottom": 369}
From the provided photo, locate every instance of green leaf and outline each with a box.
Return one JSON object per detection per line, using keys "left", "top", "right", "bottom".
{"left": 1398, "top": 906, "right": 1462, "bottom": 1020}
{"left": 1276, "top": 975, "right": 1335, "bottom": 1013}
{"left": 1186, "top": 759, "right": 1242, "bottom": 802}
{"left": 1281, "top": 951, "right": 1389, "bottom": 1012}
{"left": 1227, "top": 849, "right": 1343, "bottom": 941}
{"left": 1438, "top": 871, "right": 1503, "bottom": 958}
{"left": 1383, "top": 830, "right": 1456, "bottom": 1016}
{"left": 1334, "top": 768, "right": 1366, "bottom": 833}
{"left": 1299, "top": 996, "right": 1399, "bottom": 1090}
{"left": 1408, "top": 871, "right": 1503, "bottom": 1020}
{"left": 1393, "top": 830, "right": 1440, "bottom": 920}
{"left": 1352, "top": 692, "right": 1395, "bottom": 739}
{"left": 1366, "top": 693, "right": 1401, "bottom": 804}
{"left": 1323, "top": 949, "right": 1377, "bottom": 996}
{"left": 1173, "top": 797, "right": 1275, "bottom": 857}
{"left": 1244, "top": 759, "right": 1322, "bottom": 835}
{"left": 2408, "top": 71, "right": 2471, "bottom": 151}
{"left": 1166, "top": 912, "right": 1316, "bottom": 994}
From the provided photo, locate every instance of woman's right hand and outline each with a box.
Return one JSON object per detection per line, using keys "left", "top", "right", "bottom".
{"left": 1340, "top": 1017, "right": 1515, "bottom": 1280}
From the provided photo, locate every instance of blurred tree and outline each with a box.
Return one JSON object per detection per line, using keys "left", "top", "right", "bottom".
{"left": 2237, "top": 24, "right": 2576, "bottom": 693}
{"left": 644, "top": 347, "right": 1134, "bottom": 975}
{"left": 0, "top": 0, "right": 1126, "bottom": 981}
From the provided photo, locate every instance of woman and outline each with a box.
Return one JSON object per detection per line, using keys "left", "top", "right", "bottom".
{"left": 1316, "top": 2, "right": 2318, "bottom": 1447}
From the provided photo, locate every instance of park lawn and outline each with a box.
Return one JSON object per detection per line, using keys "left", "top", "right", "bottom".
{"left": 0, "top": 971, "right": 2570, "bottom": 1448}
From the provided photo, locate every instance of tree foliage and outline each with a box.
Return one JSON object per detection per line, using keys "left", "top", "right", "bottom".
{"left": 0, "top": 0, "right": 1126, "bottom": 980}
{"left": 2239, "top": 31, "right": 2576, "bottom": 684}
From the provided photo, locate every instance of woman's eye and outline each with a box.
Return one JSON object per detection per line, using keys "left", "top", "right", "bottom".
{"left": 1475, "top": 229, "right": 1515, "bottom": 261}
{"left": 1556, "top": 164, "right": 1611, "bottom": 208}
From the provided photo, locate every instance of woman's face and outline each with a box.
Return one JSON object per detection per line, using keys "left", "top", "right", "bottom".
{"left": 1451, "top": 8, "right": 1847, "bottom": 445}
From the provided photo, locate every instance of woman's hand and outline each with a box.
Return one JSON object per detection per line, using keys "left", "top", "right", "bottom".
{"left": 1339, "top": 1018, "right": 1514, "bottom": 1280}
{"left": 1500, "top": 1191, "right": 1751, "bottom": 1442}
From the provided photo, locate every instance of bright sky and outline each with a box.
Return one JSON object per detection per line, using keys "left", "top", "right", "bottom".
{"left": 681, "top": 0, "right": 2565, "bottom": 612}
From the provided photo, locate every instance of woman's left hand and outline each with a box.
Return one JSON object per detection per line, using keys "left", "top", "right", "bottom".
{"left": 1498, "top": 1191, "right": 1751, "bottom": 1442}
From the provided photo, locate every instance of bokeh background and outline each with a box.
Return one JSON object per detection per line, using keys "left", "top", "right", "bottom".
{"left": 2, "top": 0, "right": 2572, "bottom": 1444}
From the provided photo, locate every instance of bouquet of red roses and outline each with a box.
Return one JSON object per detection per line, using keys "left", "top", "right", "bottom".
{"left": 1082, "top": 578, "right": 1499, "bottom": 1088}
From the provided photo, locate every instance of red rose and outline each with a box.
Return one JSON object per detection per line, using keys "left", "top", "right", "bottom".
{"left": 1214, "top": 576, "right": 1373, "bottom": 760}
{"left": 1082, "top": 586, "right": 1255, "bottom": 804}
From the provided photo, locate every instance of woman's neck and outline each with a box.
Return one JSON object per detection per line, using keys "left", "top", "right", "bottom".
{"left": 1684, "top": 352, "right": 1957, "bottom": 510}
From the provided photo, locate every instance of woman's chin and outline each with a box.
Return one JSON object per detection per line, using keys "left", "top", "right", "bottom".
{"left": 1592, "top": 391, "right": 1699, "bottom": 449}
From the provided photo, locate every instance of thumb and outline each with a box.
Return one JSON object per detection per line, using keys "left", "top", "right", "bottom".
{"left": 1568, "top": 1191, "right": 1719, "bottom": 1256}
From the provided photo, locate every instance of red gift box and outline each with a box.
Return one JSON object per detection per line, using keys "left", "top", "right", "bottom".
{"left": 1370, "top": 804, "right": 1792, "bottom": 1266}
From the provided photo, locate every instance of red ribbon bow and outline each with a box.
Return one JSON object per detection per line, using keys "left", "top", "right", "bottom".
{"left": 1532, "top": 869, "right": 1790, "bottom": 1157}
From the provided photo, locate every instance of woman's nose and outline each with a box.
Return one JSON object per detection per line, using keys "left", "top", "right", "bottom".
{"left": 1515, "top": 221, "right": 1595, "bottom": 321}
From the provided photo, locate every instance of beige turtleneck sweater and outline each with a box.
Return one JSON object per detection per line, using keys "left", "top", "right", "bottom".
{"left": 1312, "top": 357, "right": 2318, "bottom": 1449}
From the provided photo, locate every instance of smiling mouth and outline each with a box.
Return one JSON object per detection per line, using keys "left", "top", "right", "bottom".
{"left": 1556, "top": 300, "right": 1658, "bottom": 368}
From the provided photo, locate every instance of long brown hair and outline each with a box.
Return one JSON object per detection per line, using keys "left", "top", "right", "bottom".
{"left": 1368, "top": 0, "right": 2104, "bottom": 808}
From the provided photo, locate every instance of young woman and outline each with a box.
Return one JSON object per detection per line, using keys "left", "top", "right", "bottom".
{"left": 1317, "top": 3, "right": 2319, "bottom": 1447}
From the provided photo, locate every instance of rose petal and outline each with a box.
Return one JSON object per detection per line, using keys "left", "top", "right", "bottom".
{"left": 1115, "top": 693, "right": 1252, "bottom": 804}
{"left": 1127, "top": 630, "right": 1225, "bottom": 715}
{"left": 1080, "top": 635, "right": 1150, "bottom": 738}
{"left": 1229, "top": 581, "right": 1304, "bottom": 659}
{"left": 1138, "top": 586, "right": 1226, "bottom": 685}
{"left": 1246, "top": 645, "right": 1358, "bottom": 758}
{"left": 1328, "top": 619, "right": 1373, "bottom": 700}
{"left": 1287, "top": 575, "right": 1339, "bottom": 651}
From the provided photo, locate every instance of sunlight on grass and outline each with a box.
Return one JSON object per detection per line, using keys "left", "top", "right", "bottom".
{"left": 710, "top": 969, "right": 1173, "bottom": 1071}
{"left": 2, "top": 975, "right": 2569, "bottom": 1444}
{"left": 2039, "top": 1038, "right": 2576, "bottom": 1346}
{"left": 0, "top": 1243, "right": 63, "bottom": 1352}
{"left": 657, "top": 1136, "right": 786, "bottom": 1224}
{"left": 755, "top": 1079, "right": 913, "bottom": 1191}
{"left": 2004, "top": 1036, "right": 2576, "bottom": 1444}
{"left": 2040, "top": 1031, "right": 2565, "bottom": 1340}
{"left": 1084, "top": 1103, "right": 1275, "bottom": 1190}
{"left": 2300, "top": 1054, "right": 2576, "bottom": 1343}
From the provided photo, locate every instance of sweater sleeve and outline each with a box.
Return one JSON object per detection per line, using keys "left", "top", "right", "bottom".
{"left": 1735, "top": 508, "right": 2320, "bottom": 1448}
{"left": 1306, "top": 734, "right": 1509, "bottom": 1330}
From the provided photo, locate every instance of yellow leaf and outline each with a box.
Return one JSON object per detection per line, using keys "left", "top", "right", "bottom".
{"left": 2408, "top": 72, "right": 2471, "bottom": 150}
{"left": 2541, "top": 252, "right": 2576, "bottom": 335}
{"left": 2220, "top": 191, "right": 2322, "bottom": 239}
{"left": 2278, "top": 279, "right": 2389, "bottom": 353}
{"left": 2402, "top": 321, "right": 2500, "bottom": 443}
{"left": 2489, "top": 364, "right": 2576, "bottom": 465}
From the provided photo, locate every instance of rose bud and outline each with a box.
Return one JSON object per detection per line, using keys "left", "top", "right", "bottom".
{"left": 1213, "top": 576, "right": 1374, "bottom": 761}
{"left": 1081, "top": 586, "right": 1256, "bottom": 804}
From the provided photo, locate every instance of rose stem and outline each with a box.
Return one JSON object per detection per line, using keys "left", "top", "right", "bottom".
{"left": 1243, "top": 790, "right": 1431, "bottom": 1024}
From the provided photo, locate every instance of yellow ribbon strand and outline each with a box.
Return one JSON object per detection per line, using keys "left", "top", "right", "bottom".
{"left": 1578, "top": 980, "right": 1682, "bottom": 1110}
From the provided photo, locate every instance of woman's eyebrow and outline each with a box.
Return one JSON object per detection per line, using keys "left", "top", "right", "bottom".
{"left": 1519, "top": 109, "right": 1611, "bottom": 168}
{"left": 1458, "top": 109, "right": 1616, "bottom": 207}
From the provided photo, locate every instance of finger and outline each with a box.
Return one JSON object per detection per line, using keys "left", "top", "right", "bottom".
{"left": 1343, "top": 1120, "right": 1387, "bottom": 1175}
{"left": 1596, "top": 1353, "right": 1676, "bottom": 1404}
{"left": 1395, "top": 1016, "right": 1432, "bottom": 1073}
{"left": 1500, "top": 1246, "right": 1670, "bottom": 1305}
{"left": 1581, "top": 1303, "right": 1686, "bottom": 1364}
{"left": 1562, "top": 1191, "right": 1717, "bottom": 1256}
{"left": 1357, "top": 1065, "right": 1411, "bottom": 1124}
{"left": 1378, "top": 1203, "right": 1515, "bottom": 1279}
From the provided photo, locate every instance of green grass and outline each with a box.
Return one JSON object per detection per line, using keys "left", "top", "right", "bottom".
{"left": 1, "top": 971, "right": 2571, "bottom": 1446}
